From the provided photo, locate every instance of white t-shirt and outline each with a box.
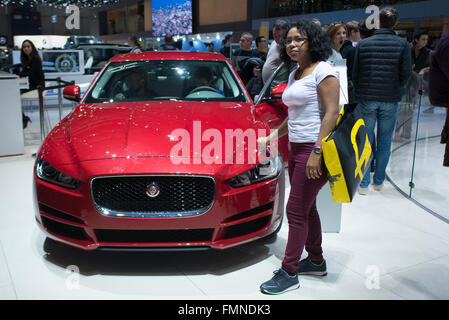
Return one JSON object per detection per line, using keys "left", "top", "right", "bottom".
{"left": 327, "top": 49, "right": 346, "bottom": 67}
{"left": 282, "top": 61, "right": 338, "bottom": 143}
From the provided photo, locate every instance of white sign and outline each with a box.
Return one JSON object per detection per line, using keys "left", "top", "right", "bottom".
{"left": 66, "top": 5, "right": 80, "bottom": 30}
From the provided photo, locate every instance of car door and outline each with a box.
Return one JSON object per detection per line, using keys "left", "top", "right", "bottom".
{"left": 254, "top": 63, "right": 290, "bottom": 163}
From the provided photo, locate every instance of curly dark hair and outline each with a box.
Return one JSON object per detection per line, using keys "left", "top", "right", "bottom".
{"left": 279, "top": 19, "right": 332, "bottom": 65}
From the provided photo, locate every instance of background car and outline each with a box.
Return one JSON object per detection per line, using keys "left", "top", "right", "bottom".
{"left": 33, "top": 51, "right": 287, "bottom": 251}
{"left": 64, "top": 35, "right": 98, "bottom": 48}
{"left": 76, "top": 43, "right": 132, "bottom": 74}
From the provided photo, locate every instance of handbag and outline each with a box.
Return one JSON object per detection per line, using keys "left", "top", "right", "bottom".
{"left": 321, "top": 103, "right": 373, "bottom": 203}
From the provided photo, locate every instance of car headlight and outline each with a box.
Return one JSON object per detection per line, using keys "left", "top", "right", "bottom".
{"left": 226, "top": 156, "right": 283, "bottom": 188}
{"left": 35, "top": 159, "right": 81, "bottom": 189}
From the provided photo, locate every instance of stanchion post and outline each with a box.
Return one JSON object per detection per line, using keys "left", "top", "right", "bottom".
{"left": 409, "top": 80, "right": 424, "bottom": 198}
{"left": 70, "top": 80, "right": 75, "bottom": 111}
{"left": 38, "top": 85, "right": 45, "bottom": 143}
{"left": 57, "top": 77, "right": 63, "bottom": 121}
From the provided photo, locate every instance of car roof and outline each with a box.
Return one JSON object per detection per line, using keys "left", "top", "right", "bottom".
{"left": 109, "top": 51, "right": 228, "bottom": 62}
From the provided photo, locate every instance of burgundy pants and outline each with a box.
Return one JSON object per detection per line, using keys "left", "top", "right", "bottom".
{"left": 281, "top": 142, "right": 328, "bottom": 275}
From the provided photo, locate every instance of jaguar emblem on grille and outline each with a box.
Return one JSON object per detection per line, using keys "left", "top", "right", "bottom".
{"left": 146, "top": 183, "right": 160, "bottom": 198}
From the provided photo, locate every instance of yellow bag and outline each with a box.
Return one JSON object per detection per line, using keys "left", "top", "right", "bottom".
{"left": 322, "top": 103, "right": 373, "bottom": 203}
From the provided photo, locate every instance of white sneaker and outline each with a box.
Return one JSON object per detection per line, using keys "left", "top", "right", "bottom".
{"left": 358, "top": 187, "right": 369, "bottom": 195}
{"left": 373, "top": 183, "right": 383, "bottom": 191}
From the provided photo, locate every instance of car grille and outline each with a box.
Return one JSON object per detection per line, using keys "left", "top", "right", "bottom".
{"left": 91, "top": 175, "right": 215, "bottom": 218}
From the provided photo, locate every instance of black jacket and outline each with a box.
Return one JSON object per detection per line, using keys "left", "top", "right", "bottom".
{"left": 160, "top": 43, "right": 178, "bottom": 50}
{"left": 19, "top": 55, "right": 45, "bottom": 90}
{"left": 246, "top": 74, "right": 264, "bottom": 100}
{"left": 429, "top": 31, "right": 449, "bottom": 108}
{"left": 429, "top": 31, "right": 449, "bottom": 166}
{"left": 340, "top": 40, "right": 355, "bottom": 79}
{"left": 340, "top": 40, "right": 356, "bottom": 103}
{"left": 352, "top": 28, "right": 412, "bottom": 102}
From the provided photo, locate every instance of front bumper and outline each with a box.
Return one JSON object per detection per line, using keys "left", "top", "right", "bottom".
{"left": 34, "top": 159, "right": 285, "bottom": 251}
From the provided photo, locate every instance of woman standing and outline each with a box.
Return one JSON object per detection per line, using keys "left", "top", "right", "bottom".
{"left": 258, "top": 20, "right": 340, "bottom": 295}
{"left": 19, "top": 39, "right": 45, "bottom": 128}
{"left": 128, "top": 36, "right": 142, "bottom": 53}
{"left": 327, "top": 22, "right": 356, "bottom": 102}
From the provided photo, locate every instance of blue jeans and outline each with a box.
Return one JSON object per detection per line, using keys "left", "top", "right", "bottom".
{"left": 358, "top": 101, "right": 399, "bottom": 188}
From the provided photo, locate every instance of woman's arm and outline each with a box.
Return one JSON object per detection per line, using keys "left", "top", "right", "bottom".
{"left": 306, "top": 75, "right": 340, "bottom": 179}
{"left": 316, "top": 76, "right": 340, "bottom": 146}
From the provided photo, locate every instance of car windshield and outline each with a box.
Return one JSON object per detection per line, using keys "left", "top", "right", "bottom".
{"left": 83, "top": 60, "right": 248, "bottom": 103}
{"left": 76, "top": 37, "right": 96, "bottom": 44}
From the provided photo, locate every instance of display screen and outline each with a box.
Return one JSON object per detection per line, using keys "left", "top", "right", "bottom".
{"left": 152, "top": 0, "right": 192, "bottom": 36}
{"left": 40, "top": 50, "right": 84, "bottom": 75}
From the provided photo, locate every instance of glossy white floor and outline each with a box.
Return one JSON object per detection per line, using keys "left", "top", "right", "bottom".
{"left": 388, "top": 106, "right": 449, "bottom": 220}
{"left": 1, "top": 145, "right": 449, "bottom": 300}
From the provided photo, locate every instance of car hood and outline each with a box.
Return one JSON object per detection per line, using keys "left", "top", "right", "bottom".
{"left": 40, "top": 101, "right": 267, "bottom": 164}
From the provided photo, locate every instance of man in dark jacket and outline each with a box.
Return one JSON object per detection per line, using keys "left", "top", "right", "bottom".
{"left": 428, "top": 31, "right": 449, "bottom": 167}
{"left": 160, "top": 34, "right": 178, "bottom": 50}
{"left": 352, "top": 7, "right": 412, "bottom": 195}
{"left": 340, "top": 38, "right": 356, "bottom": 103}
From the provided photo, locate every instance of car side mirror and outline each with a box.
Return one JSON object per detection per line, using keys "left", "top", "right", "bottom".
{"left": 270, "top": 83, "right": 287, "bottom": 99}
{"left": 63, "top": 85, "right": 81, "bottom": 102}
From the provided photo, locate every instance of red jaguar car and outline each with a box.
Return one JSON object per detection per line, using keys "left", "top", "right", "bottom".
{"left": 33, "top": 51, "right": 289, "bottom": 251}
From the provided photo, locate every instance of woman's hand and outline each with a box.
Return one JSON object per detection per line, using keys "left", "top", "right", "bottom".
{"left": 306, "top": 152, "right": 323, "bottom": 179}
{"left": 257, "top": 135, "right": 271, "bottom": 157}
{"left": 418, "top": 67, "right": 430, "bottom": 76}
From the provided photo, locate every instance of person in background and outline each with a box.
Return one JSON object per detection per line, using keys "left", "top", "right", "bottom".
{"left": 339, "top": 23, "right": 357, "bottom": 103}
{"left": 321, "top": 24, "right": 330, "bottom": 33}
{"left": 411, "top": 30, "right": 431, "bottom": 112}
{"left": 358, "top": 18, "right": 375, "bottom": 39}
{"left": 412, "top": 30, "right": 431, "bottom": 76}
{"left": 188, "top": 41, "right": 195, "bottom": 51}
{"left": 428, "top": 37, "right": 440, "bottom": 50}
{"left": 258, "top": 19, "right": 339, "bottom": 295}
{"left": 19, "top": 39, "right": 44, "bottom": 129}
{"left": 352, "top": 7, "right": 412, "bottom": 195}
{"left": 146, "top": 43, "right": 155, "bottom": 51}
{"left": 395, "top": 30, "right": 431, "bottom": 140}
{"left": 346, "top": 20, "right": 361, "bottom": 46}
{"left": 245, "top": 65, "right": 264, "bottom": 101}
{"left": 240, "top": 57, "right": 264, "bottom": 86}
{"left": 206, "top": 42, "right": 215, "bottom": 52}
{"left": 184, "top": 66, "right": 225, "bottom": 97}
{"left": 114, "top": 68, "right": 155, "bottom": 101}
{"left": 255, "top": 36, "right": 268, "bottom": 61}
{"left": 428, "top": 31, "right": 449, "bottom": 167}
{"left": 311, "top": 18, "right": 321, "bottom": 27}
{"left": 160, "top": 34, "right": 178, "bottom": 50}
{"left": 220, "top": 34, "right": 232, "bottom": 59}
{"left": 232, "top": 32, "right": 264, "bottom": 76}
{"left": 326, "top": 23, "right": 347, "bottom": 65}
{"left": 128, "top": 36, "right": 142, "bottom": 53}
{"left": 262, "top": 18, "right": 291, "bottom": 85}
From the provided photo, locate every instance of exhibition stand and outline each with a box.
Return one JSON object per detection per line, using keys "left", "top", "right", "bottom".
{"left": 0, "top": 71, "right": 24, "bottom": 156}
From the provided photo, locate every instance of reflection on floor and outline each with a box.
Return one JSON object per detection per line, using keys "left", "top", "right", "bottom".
{"left": 1, "top": 147, "right": 449, "bottom": 299}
